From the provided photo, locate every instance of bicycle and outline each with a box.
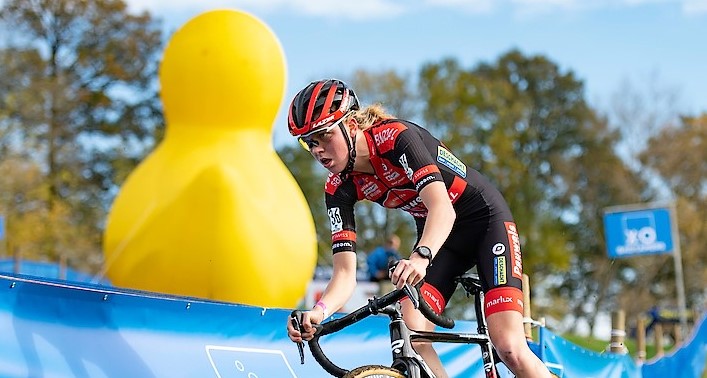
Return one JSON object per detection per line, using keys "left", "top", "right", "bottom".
{"left": 291, "top": 272, "right": 557, "bottom": 377}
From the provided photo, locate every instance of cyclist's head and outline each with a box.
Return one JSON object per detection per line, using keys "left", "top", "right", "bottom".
{"left": 287, "top": 79, "right": 360, "bottom": 138}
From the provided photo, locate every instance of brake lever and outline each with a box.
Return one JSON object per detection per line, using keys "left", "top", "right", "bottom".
{"left": 389, "top": 260, "right": 422, "bottom": 309}
{"left": 403, "top": 283, "right": 420, "bottom": 309}
{"left": 289, "top": 310, "right": 305, "bottom": 364}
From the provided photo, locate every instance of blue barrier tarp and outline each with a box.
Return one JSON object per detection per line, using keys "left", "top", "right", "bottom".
{"left": 0, "top": 273, "right": 492, "bottom": 377}
{"left": 641, "top": 313, "right": 707, "bottom": 378}
{"left": 537, "top": 326, "right": 641, "bottom": 378}
{"left": 2, "top": 272, "right": 703, "bottom": 377}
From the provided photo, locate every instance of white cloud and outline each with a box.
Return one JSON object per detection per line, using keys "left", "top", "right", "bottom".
{"left": 124, "top": 0, "right": 707, "bottom": 20}
{"left": 683, "top": 0, "right": 707, "bottom": 14}
{"left": 125, "top": 0, "right": 407, "bottom": 21}
{"left": 423, "top": 0, "right": 496, "bottom": 14}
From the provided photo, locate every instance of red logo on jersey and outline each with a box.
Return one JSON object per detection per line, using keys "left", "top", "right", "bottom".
{"left": 382, "top": 188, "right": 417, "bottom": 208}
{"left": 412, "top": 164, "right": 438, "bottom": 183}
{"left": 372, "top": 122, "right": 406, "bottom": 153}
{"left": 504, "top": 222, "right": 523, "bottom": 279}
{"left": 325, "top": 173, "right": 343, "bottom": 194}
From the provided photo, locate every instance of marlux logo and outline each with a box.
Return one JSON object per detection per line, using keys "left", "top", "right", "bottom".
{"left": 485, "top": 295, "right": 513, "bottom": 309}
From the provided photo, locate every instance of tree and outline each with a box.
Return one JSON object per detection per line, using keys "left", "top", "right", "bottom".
{"left": 418, "top": 51, "right": 652, "bottom": 329}
{"left": 639, "top": 114, "right": 706, "bottom": 309}
{"left": 550, "top": 114, "right": 650, "bottom": 334}
{"left": 419, "top": 51, "right": 594, "bottom": 276}
{"left": 0, "top": 0, "right": 163, "bottom": 272}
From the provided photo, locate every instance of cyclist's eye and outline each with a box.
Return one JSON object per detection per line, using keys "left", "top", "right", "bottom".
{"left": 298, "top": 137, "right": 319, "bottom": 151}
{"left": 306, "top": 139, "right": 319, "bottom": 149}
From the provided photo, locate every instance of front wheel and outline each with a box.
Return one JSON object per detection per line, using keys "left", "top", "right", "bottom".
{"left": 342, "top": 365, "right": 406, "bottom": 378}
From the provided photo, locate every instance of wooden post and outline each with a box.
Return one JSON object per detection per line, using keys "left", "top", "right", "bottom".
{"left": 672, "top": 323, "right": 682, "bottom": 347}
{"left": 59, "top": 254, "right": 67, "bottom": 280}
{"left": 636, "top": 317, "right": 646, "bottom": 362}
{"left": 522, "top": 274, "right": 532, "bottom": 341}
{"left": 610, "top": 310, "right": 627, "bottom": 353}
{"left": 654, "top": 322, "right": 664, "bottom": 358}
{"left": 13, "top": 247, "right": 21, "bottom": 274}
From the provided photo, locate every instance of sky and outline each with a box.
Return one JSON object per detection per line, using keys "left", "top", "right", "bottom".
{"left": 123, "top": 0, "right": 707, "bottom": 147}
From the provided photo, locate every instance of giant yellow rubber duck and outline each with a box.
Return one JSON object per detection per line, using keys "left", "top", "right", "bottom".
{"left": 102, "top": 9, "right": 316, "bottom": 308}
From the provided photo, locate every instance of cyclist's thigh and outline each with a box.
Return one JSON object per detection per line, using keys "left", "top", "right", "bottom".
{"left": 424, "top": 218, "right": 486, "bottom": 304}
{"left": 475, "top": 217, "right": 523, "bottom": 293}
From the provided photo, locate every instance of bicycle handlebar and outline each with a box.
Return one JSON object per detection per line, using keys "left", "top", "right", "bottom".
{"left": 291, "top": 282, "right": 455, "bottom": 377}
{"left": 388, "top": 260, "right": 455, "bottom": 329}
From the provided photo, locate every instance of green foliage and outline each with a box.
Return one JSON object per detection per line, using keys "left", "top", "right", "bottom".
{"left": 561, "top": 332, "right": 668, "bottom": 361}
{"left": 639, "top": 114, "right": 707, "bottom": 310}
{"left": 419, "top": 50, "right": 603, "bottom": 277}
{"left": 0, "top": 0, "right": 164, "bottom": 273}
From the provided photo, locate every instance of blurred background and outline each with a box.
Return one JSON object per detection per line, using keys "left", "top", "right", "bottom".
{"left": 0, "top": 0, "right": 704, "bottom": 349}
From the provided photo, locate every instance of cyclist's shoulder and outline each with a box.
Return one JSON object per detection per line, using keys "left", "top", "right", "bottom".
{"left": 324, "top": 172, "right": 344, "bottom": 193}
{"left": 367, "top": 118, "right": 423, "bottom": 153}
{"left": 324, "top": 172, "right": 358, "bottom": 198}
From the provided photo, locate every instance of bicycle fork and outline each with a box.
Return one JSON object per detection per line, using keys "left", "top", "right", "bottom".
{"left": 388, "top": 314, "right": 437, "bottom": 378}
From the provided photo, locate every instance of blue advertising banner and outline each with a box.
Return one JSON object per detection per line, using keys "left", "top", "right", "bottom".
{"left": 0, "top": 272, "right": 652, "bottom": 378}
{"left": 0, "top": 273, "right": 499, "bottom": 378}
{"left": 603, "top": 205, "right": 674, "bottom": 258}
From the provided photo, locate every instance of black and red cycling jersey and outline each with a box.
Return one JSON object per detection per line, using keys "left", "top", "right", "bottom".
{"left": 324, "top": 118, "right": 526, "bottom": 316}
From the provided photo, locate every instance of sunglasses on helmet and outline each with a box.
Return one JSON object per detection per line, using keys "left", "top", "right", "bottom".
{"left": 298, "top": 116, "right": 347, "bottom": 151}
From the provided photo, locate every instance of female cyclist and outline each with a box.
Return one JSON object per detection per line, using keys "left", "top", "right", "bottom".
{"left": 285, "top": 79, "right": 552, "bottom": 378}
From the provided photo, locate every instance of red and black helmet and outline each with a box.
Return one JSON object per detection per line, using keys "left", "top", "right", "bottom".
{"left": 287, "top": 79, "right": 360, "bottom": 137}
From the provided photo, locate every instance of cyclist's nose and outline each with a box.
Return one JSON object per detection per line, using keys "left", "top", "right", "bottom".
{"left": 310, "top": 142, "right": 327, "bottom": 155}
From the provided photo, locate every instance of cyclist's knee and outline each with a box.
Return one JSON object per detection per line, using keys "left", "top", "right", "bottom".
{"left": 496, "top": 346, "right": 523, "bottom": 371}
{"left": 493, "top": 338, "right": 534, "bottom": 373}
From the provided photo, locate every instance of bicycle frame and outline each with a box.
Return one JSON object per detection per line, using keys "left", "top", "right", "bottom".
{"left": 293, "top": 274, "right": 502, "bottom": 378}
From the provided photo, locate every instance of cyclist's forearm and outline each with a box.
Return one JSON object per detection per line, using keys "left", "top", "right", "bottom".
{"left": 317, "top": 252, "right": 357, "bottom": 317}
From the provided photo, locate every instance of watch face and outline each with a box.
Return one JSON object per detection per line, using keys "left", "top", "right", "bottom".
{"left": 414, "top": 246, "right": 432, "bottom": 259}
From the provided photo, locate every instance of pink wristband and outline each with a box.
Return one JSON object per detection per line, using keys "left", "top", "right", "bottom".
{"left": 315, "top": 300, "right": 327, "bottom": 312}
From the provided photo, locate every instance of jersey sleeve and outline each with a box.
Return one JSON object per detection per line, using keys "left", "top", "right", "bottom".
{"left": 324, "top": 175, "right": 358, "bottom": 254}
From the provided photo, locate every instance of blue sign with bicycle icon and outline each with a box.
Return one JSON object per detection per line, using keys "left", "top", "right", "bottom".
{"left": 603, "top": 205, "right": 674, "bottom": 258}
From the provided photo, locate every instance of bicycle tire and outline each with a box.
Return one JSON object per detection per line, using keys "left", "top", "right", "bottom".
{"left": 342, "top": 365, "right": 406, "bottom": 378}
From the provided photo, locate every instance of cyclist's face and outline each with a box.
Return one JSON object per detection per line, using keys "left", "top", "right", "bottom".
{"left": 306, "top": 122, "right": 352, "bottom": 173}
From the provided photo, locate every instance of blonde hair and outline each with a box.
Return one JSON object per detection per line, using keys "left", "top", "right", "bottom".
{"left": 345, "top": 103, "right": 394, "bottom": 130}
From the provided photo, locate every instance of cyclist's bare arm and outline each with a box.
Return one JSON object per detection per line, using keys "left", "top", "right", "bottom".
{"left": 288, "top": 252, "right": 357, "bottom": 342}
{"left": 315, "top": 252, "right": 358, "bottom": 318}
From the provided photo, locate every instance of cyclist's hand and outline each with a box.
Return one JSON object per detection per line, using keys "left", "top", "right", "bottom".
{"left": 287, "top": 309, "right": 323, "bottom": 342}
{"left": 389, "top": 258, "right": 428, "bottom": 289}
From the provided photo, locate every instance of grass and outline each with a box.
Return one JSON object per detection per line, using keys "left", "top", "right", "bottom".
{"left": 558, "top": 333, "right": 707, "bottom": 378}
{"left": 559, "top": 333, "right": 663, "bottom": 359}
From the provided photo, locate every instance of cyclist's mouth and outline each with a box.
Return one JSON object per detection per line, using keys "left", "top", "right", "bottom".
{"left": 320, "top": 158, "right": 333, "bottom": 168}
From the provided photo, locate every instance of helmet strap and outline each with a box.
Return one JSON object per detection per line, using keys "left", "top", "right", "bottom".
{"left": 338, "top": 122, "right": 357, "bottom": 180}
